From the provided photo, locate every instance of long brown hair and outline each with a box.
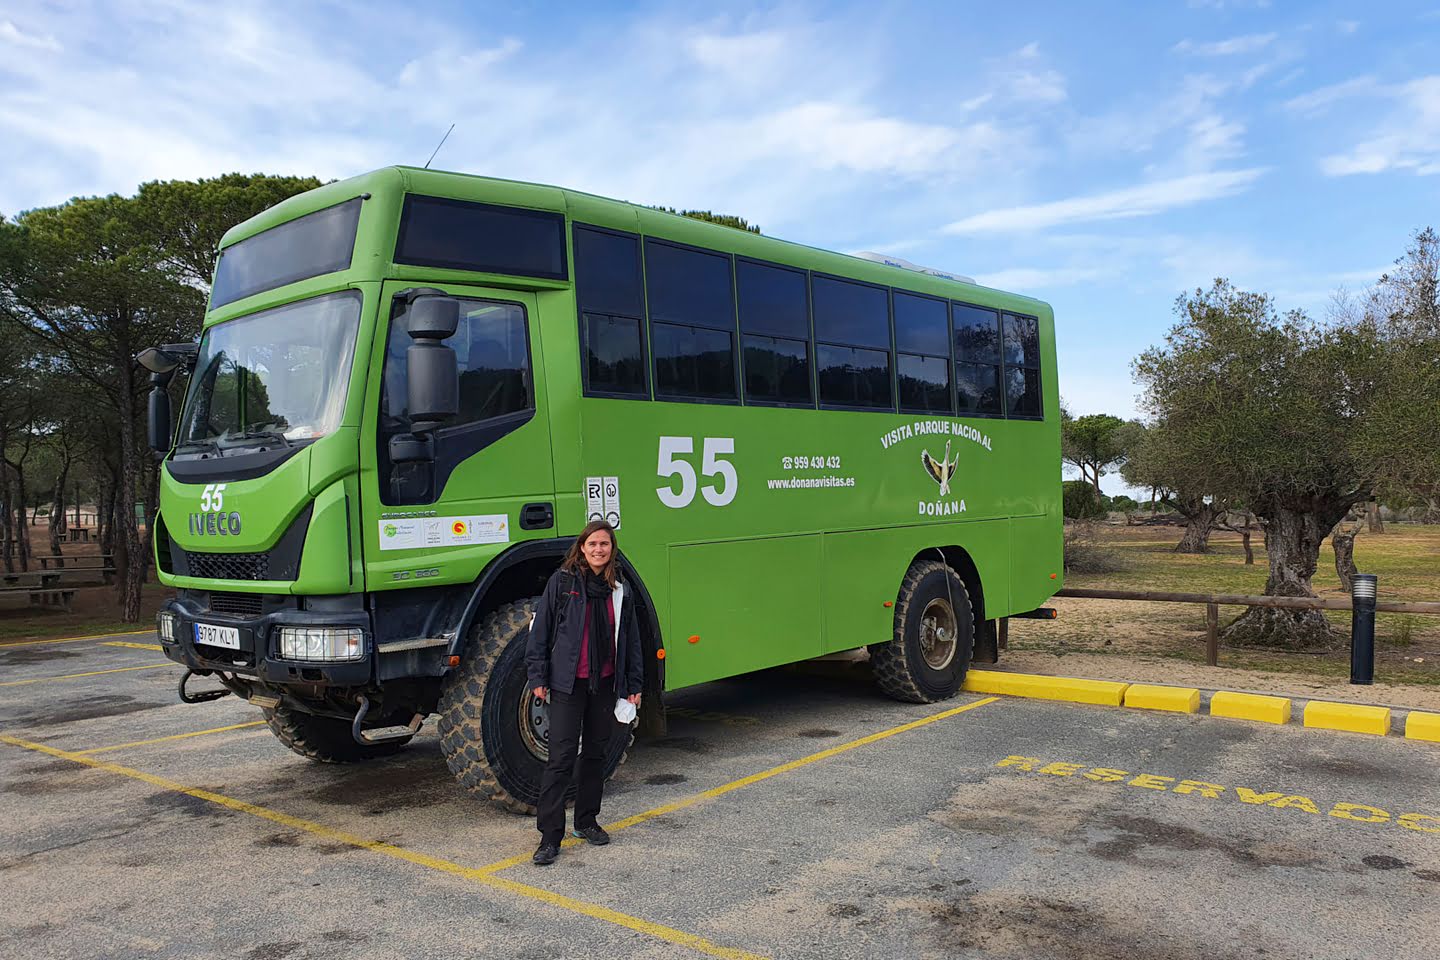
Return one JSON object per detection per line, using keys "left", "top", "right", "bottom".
{"left": 561, "top": 520, "right": 619, "bottom": 587}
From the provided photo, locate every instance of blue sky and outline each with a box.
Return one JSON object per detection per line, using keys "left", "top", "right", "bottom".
{"left": 3, "top": 1, "right": 1437, "bottom": 490}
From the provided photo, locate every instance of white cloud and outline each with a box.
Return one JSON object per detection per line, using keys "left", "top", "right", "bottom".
{"left": 0, "top": 18, "right": 60, "bottom": 52}
{"left": 687, "top": 29, "right": 787, "bottom": 73}
{"left": 942, "top": 169, "right": 1266, "bottom": 234}
{"left": 1173, "top": 33, "right": 1277, "bottom": 57}
{"left": 1283, "top": 75, "right": 1381, "bottom": 113}
{"left": 1315, "top": 76, "right": 1440, "bottom": 177}
{"left": 1337, "top": 20, "right": 1360, "bottom": 35}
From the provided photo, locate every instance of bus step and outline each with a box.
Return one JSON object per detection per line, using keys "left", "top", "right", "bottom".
{"left": 350, "top": 694, "right": 425, "bottom": 745}
{"left": 178, "top": 669, "right": 232, "bottom": 704}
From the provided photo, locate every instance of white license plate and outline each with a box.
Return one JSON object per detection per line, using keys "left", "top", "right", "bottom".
{"left": 194, "top": 622, "right": 241, "bottom": 650}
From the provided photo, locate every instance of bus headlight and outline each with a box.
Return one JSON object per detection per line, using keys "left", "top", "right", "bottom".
{"left": 278, "top": 627, "right": 365, "bottom": 662}
{"left": 157, "top": 611, "right": 179, "bottom": 644}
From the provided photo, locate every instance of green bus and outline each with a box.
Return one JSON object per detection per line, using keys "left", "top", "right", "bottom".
{"left": 143, "top": 166, "right": 1062, "bottom": 811}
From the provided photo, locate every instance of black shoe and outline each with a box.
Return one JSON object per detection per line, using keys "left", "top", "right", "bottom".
{"left": 572, "top": 824, "right": 610, "bottom": 846}
{"left": 532, "top": 842, "right": 560, "bottom": 866}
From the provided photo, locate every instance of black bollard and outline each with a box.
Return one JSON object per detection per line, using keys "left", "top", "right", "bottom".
{"left": 1349, "top": 574, "right": 1377, "bottom": 685}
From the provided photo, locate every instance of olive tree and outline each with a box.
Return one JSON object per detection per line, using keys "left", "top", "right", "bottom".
{"left": 1133, "top": 279, "right": 1394, "bottom": 648}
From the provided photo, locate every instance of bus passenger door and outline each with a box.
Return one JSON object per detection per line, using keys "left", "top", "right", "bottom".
{"left": 360, "top": 282, "right": 555, "bottom": 588}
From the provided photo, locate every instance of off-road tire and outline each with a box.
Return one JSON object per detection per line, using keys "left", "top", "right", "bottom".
{"left": 869, "top": 560, "right": 973, "bottom": 703}
{"left": 437, "top": 598, "right": 633, "bottom": 815}
{"left": 263, "top": 705, "right": 412, "bottom": 762}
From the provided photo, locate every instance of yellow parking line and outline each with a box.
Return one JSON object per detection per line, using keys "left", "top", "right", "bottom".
{"left": 0, "top": 629, "right": 155, "bottom": 649}
{"left": 101, "top": 641, "right": 164, "bottom": 651}
{"left": 0, "top": 734, "right": 767, "bottom": 960}
{"left": 73, "top": 720, "right": 268, "bottom": 755}
{"left": 0, "top": 663, "right": 171, "bottom": 687}
{"left": 480, "top": 695, "right": 1002, "bottom": 874}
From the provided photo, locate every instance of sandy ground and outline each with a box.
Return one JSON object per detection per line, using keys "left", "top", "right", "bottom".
{"left": 999, "top": 650, "right": 1440, "bottom": 711}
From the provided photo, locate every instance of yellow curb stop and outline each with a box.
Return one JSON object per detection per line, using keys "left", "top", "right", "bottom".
{"left": 1123, "top": 684, "right": 1200, "bottom": 714}
{"left": 963, "top": 670, "right": 1128, "bottom": 707}
{"left": 1209, "top": 691, "right": 1292, "bottom": 725}
{"left": 1303, "top": 701, "right": 1391, "bottom": 737}
{"left": 1405, "top": 711, "right": 1440, "bottom": 743}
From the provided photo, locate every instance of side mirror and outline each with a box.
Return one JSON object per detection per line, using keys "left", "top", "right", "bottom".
{"left": 406, "top": 297, "right": 459, "bottom": 435}
{"left": 147, "top": 380, "right": 172, "bottom": 454}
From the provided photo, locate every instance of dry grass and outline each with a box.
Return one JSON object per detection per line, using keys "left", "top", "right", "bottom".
{"left": 1010, "top": 522, "right": 1440, "bottom": 686}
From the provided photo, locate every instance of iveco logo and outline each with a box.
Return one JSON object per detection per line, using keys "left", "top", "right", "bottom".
{"left": 189, "top": 512, "right": 242, "bottom": 536}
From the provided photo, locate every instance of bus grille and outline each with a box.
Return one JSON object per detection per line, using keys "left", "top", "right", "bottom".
{"left": 187, "top": 551, "right": 270, "bottom": 581}
{"left": 208, "top": 591, "right": 265, "bottom": 618}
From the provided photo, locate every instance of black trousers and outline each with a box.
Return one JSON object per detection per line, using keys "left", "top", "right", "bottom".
{"left": 537, "top": 675, "right": 615, "bottom": 845}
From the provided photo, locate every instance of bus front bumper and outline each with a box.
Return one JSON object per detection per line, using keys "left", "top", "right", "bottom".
{"left": 156, "top": 594, "right": 373, "bottom": 688}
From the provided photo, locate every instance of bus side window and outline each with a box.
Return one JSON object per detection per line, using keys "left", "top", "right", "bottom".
{"left": 737, "top": 259, "right": 812, "bottom": 406}
{"left": 813, "top": 275, "right": 892, "bottom": 410}
{"left": 953, "top": 302, "right": 1004, "bottom": 417}
{"left": 1003, "top": 313, "right": 1043, "bottom": 418}
{"left": 575, "top": 225, "right": 648, "bottom": 398}
{"left": 645, "top": 239, "right": 738, "bottom": 403}
{"left": 894, "top": 291, "right": 952, "bottom": 415}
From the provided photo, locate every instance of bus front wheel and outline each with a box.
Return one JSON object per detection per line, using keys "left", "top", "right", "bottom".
{"left": 870, "top": 560, "right": 973, "bottom": 703}
{"left": 437, "top": 597, "right": 633, "bottom": 815}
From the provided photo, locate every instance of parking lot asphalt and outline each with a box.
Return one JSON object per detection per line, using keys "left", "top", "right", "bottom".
{"left": 2, "top": 632, "right": 1438, "bottom": 960}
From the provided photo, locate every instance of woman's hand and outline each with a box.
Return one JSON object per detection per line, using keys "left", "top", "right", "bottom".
{"left": 627, "top": 693, "right": 641, "bottom": 706}
{"left": 533, "top": 686, "right": 548, "bottom": 701}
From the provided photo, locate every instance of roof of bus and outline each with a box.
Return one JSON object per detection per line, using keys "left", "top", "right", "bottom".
{"left": 218, "top": 165, "right": 1052, "bottom": 317}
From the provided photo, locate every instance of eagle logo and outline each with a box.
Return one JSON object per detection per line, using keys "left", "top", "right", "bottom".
{"left": 921, "top": 440, "right": 959, "bottom": 497}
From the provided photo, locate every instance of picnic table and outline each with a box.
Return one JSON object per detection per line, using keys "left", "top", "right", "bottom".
{"left": 37, "top": 554, "right": 116, "bottom": 574}
{"left": 66, "top": 527, "right": 95, "bottom": 543}
{"left": 0, "top": 572, "right": 77, "bottom": 611}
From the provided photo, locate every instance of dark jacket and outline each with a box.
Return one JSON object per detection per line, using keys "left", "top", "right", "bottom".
{"left": 527, "top": 568, "right": 644, "bottom": 698}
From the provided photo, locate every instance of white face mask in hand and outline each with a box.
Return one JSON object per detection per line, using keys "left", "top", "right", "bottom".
{"left": 613, "top": 698, "right": 637, "bottom": 724}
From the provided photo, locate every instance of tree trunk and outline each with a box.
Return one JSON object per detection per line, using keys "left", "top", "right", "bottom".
{"left": 98, "top": 467, "right": 116, "bottom": 565}
{"left": 13, "top": 464, "right": 30, "bottom": 572}
{"left": 49, "top": 467, "right": 68, "bottom": 567}
{"left": 0, "top": 467, "right": 12, "bottom": 575}
{"left": 1169, "top": 497, "right": 1222, "bottom": 553}
{"left": 1333, "top": 530, "right": 1357, "bottom": 592}
{"left": 1223, "top": 500, "right": 1353, "bottom": 649}
{"left": 138, "top": 456, "right": 157, "bottom": 584}
{"left": 1366, "top": 501, "right": 1385, "bottom": 534}
{"left": 116, "top": 381, "right": 145, "bottom": 621}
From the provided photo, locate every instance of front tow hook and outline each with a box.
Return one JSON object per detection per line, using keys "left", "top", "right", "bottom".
{"left": 178, "top": 669, "right": 231, "bottom": 704}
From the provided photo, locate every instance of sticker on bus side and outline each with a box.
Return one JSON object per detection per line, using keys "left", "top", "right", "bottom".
{"left": 586, "top": 476, "right": 621, "bottom": 528}
{"left": 379, "top": 515, "right": 509, "bottom": 550}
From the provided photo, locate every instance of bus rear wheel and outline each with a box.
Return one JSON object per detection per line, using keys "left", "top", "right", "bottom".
{"left": 437, "top": 598, "right": 633, "bottom": 815}
{"left": 870, "top": 560, "right": 973, "bottom": 703}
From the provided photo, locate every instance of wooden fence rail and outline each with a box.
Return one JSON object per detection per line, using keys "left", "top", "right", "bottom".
{"left": 1047, "top": 587, "right": 1440, "bottom": 667}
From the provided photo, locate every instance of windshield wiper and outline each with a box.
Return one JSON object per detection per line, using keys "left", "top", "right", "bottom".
{"left": 173, "top": 439, "right": 221, "bottom": 456}
{"left": 217, "top": 429, "right": 293, "bottom": 449}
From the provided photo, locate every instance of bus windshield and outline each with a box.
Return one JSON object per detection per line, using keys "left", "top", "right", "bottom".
{"left": 176, "top": 292, "right": 361, "bottom": 453}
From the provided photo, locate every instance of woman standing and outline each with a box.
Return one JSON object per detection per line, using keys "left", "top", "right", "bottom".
{"left": 526, "top": 520, "right": 643, "bottom": 866}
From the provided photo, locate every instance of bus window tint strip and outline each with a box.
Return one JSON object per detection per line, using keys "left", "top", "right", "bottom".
{"left": 812, "top": 275, "right": 889, "bottom": 349}
{"left": 1005, "top": 366, "right": 1042, "bottom": 417}
{"left": 644, "top": 240, "right": 736, "bottom": 331}
{"left": 395, "top": 196, "right": 566, "bottom": 280}
{"left": 894, "top": 292, "right": 949, "bottom": 356}
{"left": 1002, "top": 313, "right": 1041, "bottom": 367}
{"left": 211, "top": 198, "right": 362, "bottom": 308}
{"left": 652, "top": 322, "right": 737, "bottom": 401}
{"left": 953, "top": 302, "right": 1001, "bottom": 364}
{"left": 898, "top": 354, "right": 951, "bottom": 413}
{"left": 574, "top": 226, "right": 644, "bottom": 317}
{"left": 817, "top": 344, "right": 891, "bottom": 409}
{"left": 956, "top": 361, "right": 1002, "bottom": 415}
{"left": 584, "top": 314, "right": 647, "bottom": 396}
{"left": 737, "top": 259, "right": 809, "bottom": 339}
{"left": 743, "top": 335, "right": 811, "bottom": 405}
